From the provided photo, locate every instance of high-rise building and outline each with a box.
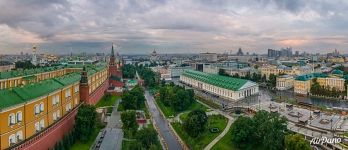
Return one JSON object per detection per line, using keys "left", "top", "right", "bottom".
{"left": 31, "top": 45, "right": 38, "bottom": 66}
{"left": 267, "top": 47, "right": 292, "bottom": 58}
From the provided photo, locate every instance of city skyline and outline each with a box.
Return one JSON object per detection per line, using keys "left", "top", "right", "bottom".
{"left": 0, "top": 0, "right": 348, "bottom": 54}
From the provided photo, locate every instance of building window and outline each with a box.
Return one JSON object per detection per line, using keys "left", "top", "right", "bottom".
{"left": 35, "top": 122, "right": 40, "bottom": 132}
{"left": 66, "top": 103, "right": 72, "bottom": 112}
{"left": 52, "top": 95, "right": 60, "bottom": 106}
{"left": 74, "top": 85, "right": 79, "bottom": 93}
{"left": 40, "top": 119, "right": 45, "bottom": 129}
{"left": 9, "top": 134, "right": 16, "bottom": 145}
{"left": 65, "top": 89, "right": 71, "bottom": 98}
{"left": 40, "top": 102, "right": 44, "bottom": 112}
{"left": 34, "top": 104, "right": 40, "bottom": 115}
{"left": 16, "top": 131, "right": 23, "bottom": 142}
{"left": 16, "top": 111, "right": 22, "bottom": 123}
{"left": 57, "top": 110, "right": 60, "bottom": 118}
{"left": 8, "top": 113, "right": 15, "bottom": 126}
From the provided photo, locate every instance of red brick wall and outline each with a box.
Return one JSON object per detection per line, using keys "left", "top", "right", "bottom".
{"left": 14, "top": 106, "right": 78, "bottom": 150}
{"left": 110, "top": 79, "right": 124, "bottom": 87}
{"left": 86, "top": 79, "right": 109, "bottom": 105}
{"left": 14, "top": 79, "right": 110, "bottom": 150}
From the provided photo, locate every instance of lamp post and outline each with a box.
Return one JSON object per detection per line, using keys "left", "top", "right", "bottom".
{"left": 330, "top": 119, "right": 333, "bottom": 130}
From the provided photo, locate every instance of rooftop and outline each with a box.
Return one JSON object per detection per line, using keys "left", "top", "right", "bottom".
{"left": 295, "top": 73, "right": 329, "bottom": 81}
{"left": 0, "top": 63, "right": 107, "bottom": 80}
{"left": 0, "top": 65, "right": 66, "bottom": 79}
{"left": 182, "top": 70, "right": 251, "bottom": 91}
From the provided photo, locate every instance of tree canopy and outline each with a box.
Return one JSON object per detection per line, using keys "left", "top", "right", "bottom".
{"left": 230, "top": 110, "right": 288, "bottom": 150}
{"left": 74, "top": 104, "right": 97, "bottom": 143}
{"left": 121, "top": 85, "right": 145, "bottom": 110}
{"left": 159, "top": 84, "right": 195, "bottom": 112}
{"left": 136, "top": 127, "right": 159, "bottom": 149}
{"left": 285, "top": 134, "right": 311, "bottom": 150}
{"left": 121, "top": 110, "right": 139, "bottom": 132}
{"left": 183, "top": 109, "right": 208, "bottom": 137}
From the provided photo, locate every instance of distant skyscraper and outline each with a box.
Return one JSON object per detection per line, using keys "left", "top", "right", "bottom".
{"left": 268, "top": 47, "right": 292, "bottom": 58}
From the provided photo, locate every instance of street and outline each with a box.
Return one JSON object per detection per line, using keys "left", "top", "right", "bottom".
{"left": 145, "top": 90, "right": 183, "bottom": 150}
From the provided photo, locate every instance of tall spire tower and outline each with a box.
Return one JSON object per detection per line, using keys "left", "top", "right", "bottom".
{"left": 110, "top": 43, "right": 115, "bottom": 66}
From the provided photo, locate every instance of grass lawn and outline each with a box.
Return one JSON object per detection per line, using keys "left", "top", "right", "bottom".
{"left": 70, "top": 122, "right": 104, "bottom": 150}
{"left": 172, "top": 114, "right": 228, "bottom": 150}
{"left": 122, "top": 140, "right": 137, "bottom": 150}
{"left": 155, "top": 98, "right": 208, "bottom": 118}
{"left": 195, "top": 96, "right": 221, "bottom": 109}
{"left": 211, "top": 126, "right": 238, "bottom": 150}
{"left": 95, "top": 95, "right": 119, "bottom": 108}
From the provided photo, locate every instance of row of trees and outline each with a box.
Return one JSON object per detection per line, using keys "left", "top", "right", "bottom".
{"left": 53, "top": 104, "right": 98, "bottom": 150}
{"left": 122, "top": 64, "right": 159, "bottom": 87}
{"left": 231, "top": 110, "right": 287, "bottom": 150}
{"left": 231, "top": 110, "right": 310, "bottom": 150}
{"left": 15, "top": 61, "right": 37, "bottom": 69}
{"left": 122, "top": 64, "right": 137, "bottom": 78}
{"left": 137, "top": 65, "right": 158, "bottom": 87}
{"left": 311, "top": 78, "right": 345, "bottom": 98}
{"left": 159, "top": 84, "right": 195, "bottom": 112}
{"left": 218, "top": 69, "right": 277, "bottom": 87}
{"left": 121, "top": 86, "right": 146, "bottom": 110}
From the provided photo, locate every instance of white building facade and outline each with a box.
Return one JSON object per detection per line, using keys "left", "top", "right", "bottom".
{"left": 180, "top": 70, "right": 259, "bottom": 101}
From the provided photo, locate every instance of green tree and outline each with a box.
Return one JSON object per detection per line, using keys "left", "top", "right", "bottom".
{"left": 15, "top": 61, "right": 36, "bottom": 69}
{"left": 230, "top": 116, "right": 254, "bottom": 149}
{"left": 232, "top": 73, "right": 240, "bottom": 78}
{"left": 268, "top": 73, "right": 277, "bottom": 87}
{"left": 121, "top": 110, "right": 138, "bottom": 132}
{"left": 285, "top": 134, "right": 311, "bottom": 150}
{"left": 136, "top": 127, "right": 159, "bottom": 149}
{"left": 183, "top": 109, "right": 208, "bottom": 137}
{"left": 121, "top": 92, "right": 137, "bottom": 110}
{"left": 74, "top": 104, "right": 97, "bottom": 143}
{"left": 230, "top": 110, "right": 287, "bottom": 150}
{"left": 122, "top": 64, "right": 137, "bottom": 78}
{"left": 129, "top": 86, "right": 145, "bottom": 109}
{"left": 261, "top": 74, "right": 267, "bottom": 83}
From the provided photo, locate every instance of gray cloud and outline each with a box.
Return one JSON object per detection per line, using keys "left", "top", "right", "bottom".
{"left": 0, "top": 0, "right": 347, "bottom": 54}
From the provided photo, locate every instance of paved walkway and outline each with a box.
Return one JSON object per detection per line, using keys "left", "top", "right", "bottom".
{"left": 204, "top": 118, "right": 233, "bottom": 150}
{"left": 194, "top": 99, "right": 235, "bottom": 150}
{"left": 98, "top": 99, "right": 123, "bottom": 150}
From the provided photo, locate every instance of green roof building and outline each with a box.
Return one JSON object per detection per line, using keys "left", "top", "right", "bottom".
{"left": 180, "top": 70, "right": 259, "bottom": 100}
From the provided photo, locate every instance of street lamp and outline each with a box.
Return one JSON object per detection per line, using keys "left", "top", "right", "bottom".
{"left": 330, "top": 119, "right": 333, "bottom": 130}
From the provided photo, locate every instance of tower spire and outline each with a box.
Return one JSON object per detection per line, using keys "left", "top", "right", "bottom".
{"left": 111, "top": 43, "right": 115, "bottom": 57}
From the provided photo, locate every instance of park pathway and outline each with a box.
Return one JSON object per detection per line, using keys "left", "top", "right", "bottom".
{"left": 193, "top": 99, "right": 235, "bottom": 150}
{"left": 97, "top": 98, "right": 123, "bottom": 150}
{"left": 203, "top": 118, "right": 233, "bottom": 150}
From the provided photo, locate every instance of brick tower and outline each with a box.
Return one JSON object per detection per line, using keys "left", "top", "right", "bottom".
{"left": 79, "top": 66, "right": 90, "bottom": 104}
{"left": 109, "top": 44, "right": 124, "bottom": 88}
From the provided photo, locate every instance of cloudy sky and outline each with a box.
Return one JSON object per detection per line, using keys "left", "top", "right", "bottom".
{"left": 0, "top": 0, "right": 347, "bottom": 54}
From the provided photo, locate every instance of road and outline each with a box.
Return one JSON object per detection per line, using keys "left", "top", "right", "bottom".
{"left": 145, "top": 90, "right": 183, "bottom": 150}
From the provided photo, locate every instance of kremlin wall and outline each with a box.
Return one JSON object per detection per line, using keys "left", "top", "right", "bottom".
{"left": 0, "top": 45, "right": 123, "bottom": 150}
